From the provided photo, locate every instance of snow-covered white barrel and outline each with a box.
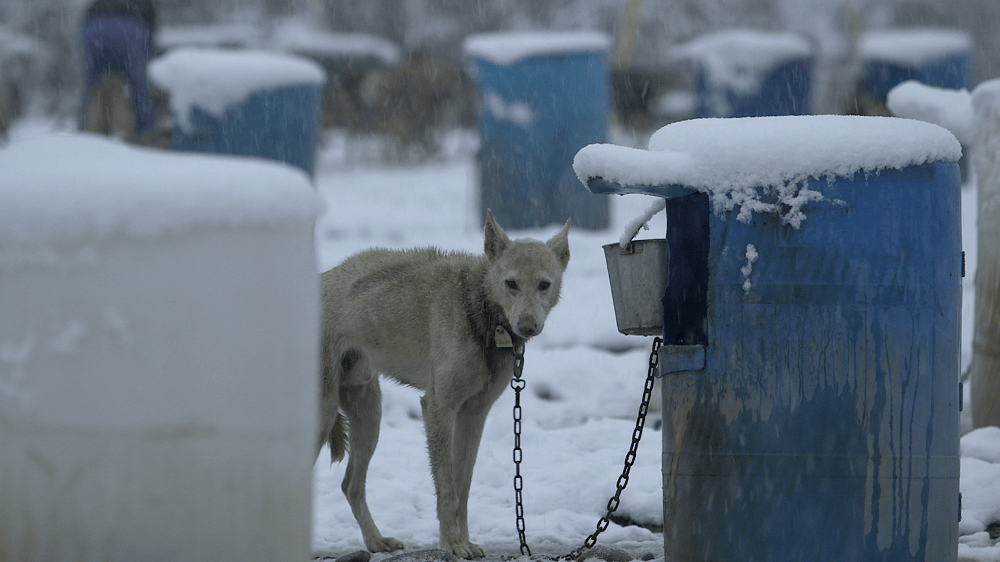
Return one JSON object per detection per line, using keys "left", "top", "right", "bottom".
{"left": 576, "top": 115, "right": 963, "bottom": 562}
{"left": 0, "top": 134, "right": 322, "bottom": 561}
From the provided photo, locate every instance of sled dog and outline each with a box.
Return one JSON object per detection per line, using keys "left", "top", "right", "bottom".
{"left": 318, "top": 211, "right": 571, "bottom": 558}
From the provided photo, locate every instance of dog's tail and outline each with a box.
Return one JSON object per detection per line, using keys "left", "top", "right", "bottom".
{"left": 327, "top": 412, "right": 349, "bottom": 463}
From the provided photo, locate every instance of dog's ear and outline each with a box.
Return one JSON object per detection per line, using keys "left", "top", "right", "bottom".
{"left": 484, "top": 209, "right": 511, "bottom": 261}
{"left": 547, "top": 218, "right": 571, "bottom": 270}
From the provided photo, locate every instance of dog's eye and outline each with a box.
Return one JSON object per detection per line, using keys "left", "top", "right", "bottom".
{"left": 506, "top": 279, "right": 518, "bottom": 291}
{"left": 538, "top": 281, "right": 551, "bottom": 291}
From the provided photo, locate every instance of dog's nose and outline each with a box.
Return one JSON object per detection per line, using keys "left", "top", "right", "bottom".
{"left": 516, "top": 319, "right": 539, "bottom": 338}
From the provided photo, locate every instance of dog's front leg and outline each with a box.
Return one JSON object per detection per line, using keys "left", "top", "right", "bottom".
{"left": 453, "top": 398, "right": 493, "bottom": 552}
{"left": 421, "top": 393, "right": 485, "bottom": 559}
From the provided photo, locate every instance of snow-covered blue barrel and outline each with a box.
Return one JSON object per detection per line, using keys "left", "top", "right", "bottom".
{"left": 464, "top": 31, "right": 611, "bottom": 229}
{"left": 860, "top": 29, "right": 972, "bottom": 104}
{"left": 0, "top": 134, "right": 322, "bottom": 561}
{"left": 575, "top": 115, "right": 962, "bottom": 561}
{"left": 150, "top": 48, "right": 326, "bottom": 176}
{"left": 673, "top": 30, "right": 813, "bottom": 118}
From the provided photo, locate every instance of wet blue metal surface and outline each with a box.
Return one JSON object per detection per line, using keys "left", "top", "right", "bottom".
{"left": 473, "top": 52, "right": 609, "bottom": 230}
{"left": 659, "top": 162, "right": 962, "bottom": 561}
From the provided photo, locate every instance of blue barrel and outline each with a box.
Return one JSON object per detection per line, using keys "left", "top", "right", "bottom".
{"left": 150, "top": 48, "right": 325, "bottom": 176}
{"left": 860, "top": 29, "right": 972, "bottom": 103}
{"left": 171, "top": 84, "right": 322, "bottom": 175}
{"left": 464, "top": 31, "right": 611, "bottom": 230}
{"left": 578, "top": 116, "right": 962, "bottom": 562}
{"left": 694, "top": 57, "right": 812, "bottom": 117}
{"left": 676, "top": 30, "right": 813, "bottom": 118}
{"left": 660, "top": 163, "right": 961, "bottom": 561}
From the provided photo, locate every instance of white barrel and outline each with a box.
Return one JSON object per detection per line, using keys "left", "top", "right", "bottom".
{"left": 0, "top": 134, "right": 322, "bottom": 561}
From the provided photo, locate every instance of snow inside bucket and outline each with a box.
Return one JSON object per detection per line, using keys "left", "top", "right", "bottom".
{"left": 0, "top": 133, "right": 323, "bottom": 561}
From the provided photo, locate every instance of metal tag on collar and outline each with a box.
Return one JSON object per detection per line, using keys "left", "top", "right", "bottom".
{"left": 495, "top": 325, "right": 514, "bottom": 348}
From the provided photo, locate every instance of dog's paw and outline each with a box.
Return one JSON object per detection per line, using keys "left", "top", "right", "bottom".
{"left": 365, "top": 535, "right": 405, "bottom": 553}
{"left": 443, "top": 540, "right": 484, "bottom": 559}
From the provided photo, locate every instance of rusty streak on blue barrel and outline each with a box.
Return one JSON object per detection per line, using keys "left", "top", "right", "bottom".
{"left": 588, "top": 161, "right": 961, "bottom": 560}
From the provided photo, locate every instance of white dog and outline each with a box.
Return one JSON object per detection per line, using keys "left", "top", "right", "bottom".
{"left": 317, "top": 211, "right": 570, "bottom": 558}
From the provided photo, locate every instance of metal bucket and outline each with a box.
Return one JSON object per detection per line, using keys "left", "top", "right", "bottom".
{"left": 603, "top": 239, "right": 669, "bottom": 336}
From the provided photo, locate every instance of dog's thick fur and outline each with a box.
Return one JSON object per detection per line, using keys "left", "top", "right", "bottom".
{"left": 318, "top": 211, "right": 570, "bottom": 558}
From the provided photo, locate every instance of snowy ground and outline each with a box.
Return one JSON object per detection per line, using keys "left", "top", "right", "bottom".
{"left": 6, "top": 120, "right": 1000, "bottom": 561}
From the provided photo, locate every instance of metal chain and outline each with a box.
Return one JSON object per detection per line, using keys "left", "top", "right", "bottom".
{"left": 568, "top": 337, "right": 662, "bottom": 560}
{"left": 510, "top": 341, "right": 531, "bottom": 556}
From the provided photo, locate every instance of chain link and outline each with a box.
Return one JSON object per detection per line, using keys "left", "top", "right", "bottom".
{"left": 511, "top": 341, "right": 531, "bottom": 556}
{"left": 568, "top": 337, "right": 662, "bottom": 560}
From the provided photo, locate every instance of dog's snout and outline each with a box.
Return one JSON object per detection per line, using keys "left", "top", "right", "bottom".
{"left": 516, "top": 318, "right": 540, "bottom": 338}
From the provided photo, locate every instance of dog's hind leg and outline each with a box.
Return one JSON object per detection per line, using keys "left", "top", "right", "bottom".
{"left": 318, "top": 340, "right": 348, "bottom": 462}
{"left": 341, "top": 374, "right": 405, "bottom": 553}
